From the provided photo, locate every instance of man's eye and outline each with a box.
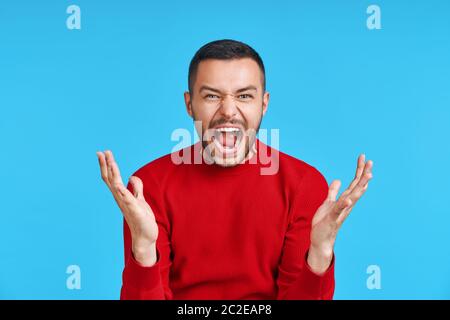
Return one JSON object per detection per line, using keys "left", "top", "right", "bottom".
{"left": 238, "top": 94, "right": 253, "bottom": 99}
{"left": 205, "top": 94, "right": 220, "bottom": 99}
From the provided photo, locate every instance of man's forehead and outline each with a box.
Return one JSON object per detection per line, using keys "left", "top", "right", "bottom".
{"left": 194, "top": 58, "right": 264, "bottom": 91}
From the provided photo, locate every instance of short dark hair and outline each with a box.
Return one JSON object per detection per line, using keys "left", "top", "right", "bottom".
{"left": 188, "top": 39, "right": 266, "bottom": 93}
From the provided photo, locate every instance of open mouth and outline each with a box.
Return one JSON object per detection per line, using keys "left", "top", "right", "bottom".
{"left": 211, "top": 126, "right": 244, "bottom": 155}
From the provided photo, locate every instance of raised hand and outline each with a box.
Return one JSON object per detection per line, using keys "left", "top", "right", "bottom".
{"left": 97, "top": 150, "right": 159, "bottom": 266}
{"left": 307, "top": 154, "right": 373, "bottom": 274}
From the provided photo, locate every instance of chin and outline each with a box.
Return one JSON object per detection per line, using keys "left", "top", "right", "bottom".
{"left": 213, "top": 153, "right": 246, "bottom": 167}
{"left": 203, "top": 137, "right": 250, "bottom": 167}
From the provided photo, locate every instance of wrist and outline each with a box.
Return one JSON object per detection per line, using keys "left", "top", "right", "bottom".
{"left": 132, "top": 242, "right": 157, "bottom": 267}
{"left": 310, "top": 241, "right": 334, "bottom": 258}
{"left": 307, "top": 244, "right": 334, "bottom": 275}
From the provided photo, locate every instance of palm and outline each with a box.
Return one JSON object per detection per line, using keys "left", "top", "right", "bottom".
{"left": 310, "top": 154, "right": 373, "bottom": 251}
{"left": 121, "top": 189, "right": 159, "bottom": 245}
{"left": 96, "top": 150, "right": 159, "bottom": 247}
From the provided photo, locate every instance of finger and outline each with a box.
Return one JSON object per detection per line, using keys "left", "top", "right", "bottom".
{"left": 355, "top": 154, "right": 366, "bottom": 179}
{"left": 333, "top": 196, "right": 353, "bottom": 218}
{"left": 355, "top": 160, "right": 373, "bottom": 189}
{"left": 104, "top": 151, "right": 128, "bottom": 207}
{"left": 105, "top": 150, "right": 115, "bottom": 187}
{"left": 363, "top": 181, "right": 369, "bottom": 191}
{"left": 114, "top": 183, "right": 140, "bottom": 218}
{"left": 347, "top": 160, "right": 373, "bottom": 203}
{"left": 105, "top": 150, "right": 124, "bottom": 187}
{"left": 129, "top": 176, "right": 144, "bottom": 200}
{"left": 337, "top": 168, "right": 372, "bottom": 224}
{"left": 348, "top": 154, "right": 366, "bottom": 191}
{"left": 327, "top": 180, "right": 341, "bottom": 201}
{"left": 115, "top": 183, "right": 137, "bottom": 206}
{"left": 96, "top": 152, "right": 109, "bottom": 186}
{"left": 336, "top": 203, "right": 353, "bottom": 225}
{"left": 335, "top": 160, "right": 373, "bottom": 224}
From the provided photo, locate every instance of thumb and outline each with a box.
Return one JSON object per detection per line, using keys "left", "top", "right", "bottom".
{"left": 327, "top": 179, "right": 341, "bottom": 201}
{"left": 129, "top": 176, "right": 144, "bottom": 200}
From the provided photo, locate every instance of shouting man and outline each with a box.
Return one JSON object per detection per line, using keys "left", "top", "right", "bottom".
{"left": 96, "top": 39, "right": 373, "bottom": 300}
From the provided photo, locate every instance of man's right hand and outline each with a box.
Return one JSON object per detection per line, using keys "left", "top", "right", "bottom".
{"left": 97, "top": 150, "right": 159, "bottom": 267}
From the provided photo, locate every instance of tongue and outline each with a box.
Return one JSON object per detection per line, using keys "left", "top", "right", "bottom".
{"left": 219, "top": 132, "right": 236, "bottom": 148}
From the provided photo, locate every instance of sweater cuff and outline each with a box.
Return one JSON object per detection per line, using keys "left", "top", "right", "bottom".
{"left": 122, "top": 248, "right": 162, "bottom": 291}
{"left": 299, "top": 249, "right": 335, "bottom": 299}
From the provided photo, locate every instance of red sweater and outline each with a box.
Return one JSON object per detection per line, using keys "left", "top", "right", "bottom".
{"left": 120, "top": 139, "right": 335, "bottom": 300}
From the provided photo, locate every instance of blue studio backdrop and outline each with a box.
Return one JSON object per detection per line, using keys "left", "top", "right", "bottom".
{"left": 0, "top": 0, "right": 449, "bottom": 299}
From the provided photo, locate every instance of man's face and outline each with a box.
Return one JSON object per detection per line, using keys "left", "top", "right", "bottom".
{"left": 184, "top": 58, "right": 269, "bottom": 167}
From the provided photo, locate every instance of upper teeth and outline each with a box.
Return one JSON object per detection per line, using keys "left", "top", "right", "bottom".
{"left": 216, "top": 127, "right": 240, "bottom": 133}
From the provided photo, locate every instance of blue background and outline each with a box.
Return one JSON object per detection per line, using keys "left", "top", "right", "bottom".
{"left": 1, "top": 0, "right": 449, "bottom": 299}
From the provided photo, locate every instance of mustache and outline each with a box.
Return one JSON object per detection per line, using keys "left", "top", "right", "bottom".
{"left": 209, "top": 119, "right": 246, "bottom": 129}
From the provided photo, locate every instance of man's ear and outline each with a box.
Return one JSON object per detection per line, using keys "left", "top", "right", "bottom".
{"left": 262, "top": 91, "right": 270, "bottom": 116}
{"left": 184, "top": 91, "right": 193, "bottom": 118}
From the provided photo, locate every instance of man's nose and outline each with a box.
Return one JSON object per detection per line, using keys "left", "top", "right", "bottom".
{"left": 218, "top": 94, "right": 238, "bottom": 119}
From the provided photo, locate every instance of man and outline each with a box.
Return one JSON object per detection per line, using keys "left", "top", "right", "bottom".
{"left": 96, "top": 39, "right": 373, "bottom": 300}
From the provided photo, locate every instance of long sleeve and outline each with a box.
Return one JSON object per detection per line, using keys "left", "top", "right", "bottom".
{"left": 120, "top": 171, "right": 173, "bottom": 300}
{"left": 276, "top": 167, "right": 335, "bottom": 300}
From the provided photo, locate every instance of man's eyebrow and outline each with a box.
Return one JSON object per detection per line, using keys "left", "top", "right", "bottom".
{"left": 235, "top": 86, "right": 258, "bottom": 93}
{"left": 199, "top": 85, "right": 258, "bottom": 94}
{"left": 199, "top": 85, "right": 222, "bottom": 93}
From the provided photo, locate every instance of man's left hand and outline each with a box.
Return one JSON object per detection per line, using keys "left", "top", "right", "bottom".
{"left": 307, "top": 154, "right": 374, "bottom": 274}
